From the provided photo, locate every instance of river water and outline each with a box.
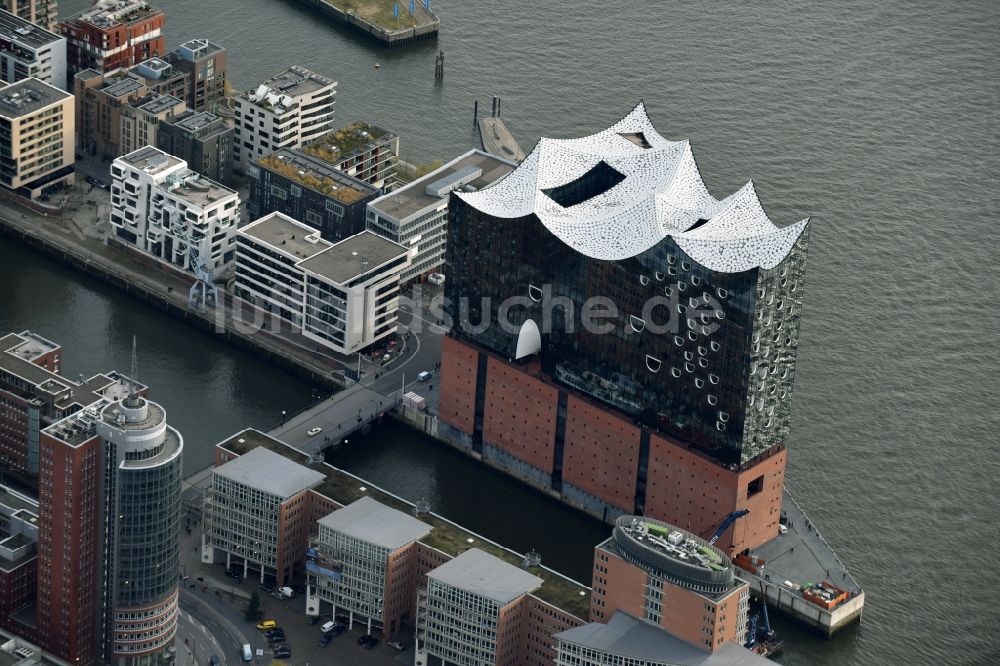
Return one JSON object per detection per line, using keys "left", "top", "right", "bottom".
{"left": 8, "top": 1, "right": 998, "bottom": 664}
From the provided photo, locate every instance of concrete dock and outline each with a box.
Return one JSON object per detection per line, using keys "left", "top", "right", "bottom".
{"left": 478, "top": 116, "right": 526, "bottom": 162}
{"left": 737, "top": 489, "right": 864, "bottom": 636}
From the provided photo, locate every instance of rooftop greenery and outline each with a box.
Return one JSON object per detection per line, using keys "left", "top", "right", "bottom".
{"left": 219, "top": 429, "right": 592, "bottom": 620}
{"left": 258, "top": 154, "right": 367, "bottom": 204}
{"left": 303, "top": 123, "right": 390, "bottom": 162}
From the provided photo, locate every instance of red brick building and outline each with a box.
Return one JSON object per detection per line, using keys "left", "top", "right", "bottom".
{"left": 60, "top": 0, "right": 165, "bottom": 77}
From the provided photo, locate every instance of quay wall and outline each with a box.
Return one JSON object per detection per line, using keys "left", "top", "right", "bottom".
{"left": 295, "top": 0, "right": 440, "bottom": 47}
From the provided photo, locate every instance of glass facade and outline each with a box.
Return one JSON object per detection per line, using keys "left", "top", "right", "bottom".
{"left": 445, "top": 195, "right": 809, "bottom": 466}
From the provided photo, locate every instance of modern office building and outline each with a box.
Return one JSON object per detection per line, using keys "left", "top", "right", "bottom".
{"left": 591, "top": 517, "right": 749, "bottom": 651}
{"left": 0, "top": 1, "right": 56, "bottom": 32}
{"left": 438, "top": 103, "right": 809, "bottom": 551}
{"left": 299, "top": 122, "right": 398, "bottom": 190}
{"left": 312, "top": 497, "right": 432, "bottom": 636}
{"left": 0, "top": 78, "right": 73, "bottom": 199}
{"left": 249, "top": 147, "right": 379, "bottom": 242}
{"left": 0, "top": 331, "right": 125, "bottom": 478}
{"left": 59, "top": 0, "right": 165, "bottom": 77}
{"left": 235, "top": 213, "right": 410, "bottom": 354}
{"left": 155, "top": 109, "right": 232, "bottom": 185}
{"left": 233, "top": 66, "right": 336, "bottom": 172}
{"left": 0, "top": 9, "right": 65, "bottom": 89}
{"left": 38, "top": 375, "right": 182, "bottom": 665}
{"left": 166, "top": 38, "right": 226, "bottom": 112}
{"left": 0, "top": 485, "right": 38, "bottom": 640}
{"left": 554, "top": 611, "right": 769, "bottom": 666}
{"left": 202, "top": 446, "right": 325, "bottom": 587}
{"left": 367, "top": 149, "right": 516, "bottom": 282}
{"left": 109, "top": 146, "right": 240, "bottom": 278}
{"left": 118, "top": 92, "right": 183, "bottom": 156}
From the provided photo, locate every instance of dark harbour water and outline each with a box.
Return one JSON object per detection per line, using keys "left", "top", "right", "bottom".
{"left": 6, "top": 1, "right": 998, "bottom": 663}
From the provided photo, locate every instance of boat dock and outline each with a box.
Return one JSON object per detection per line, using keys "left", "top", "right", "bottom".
{"left": 735, "top": 488, "right": 865, "bottom": 636}
{"left": 297, "top": 0, "right": 440, "bottom": 47}
{"left": 478, "top": 116, "right": 526, "bottom": 162}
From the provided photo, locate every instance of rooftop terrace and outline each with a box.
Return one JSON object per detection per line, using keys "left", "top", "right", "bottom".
{"left": 258, "top": 149, "right": 376, "bottom": 204}
{"left": 245, "top": 66, "right": 335, "bottom": 109}
{"left": 120, "top": 146, "right": 183, "bottom": 175}
{"left": 219, "top": 429, "right": 593, "bottom": 619}
{"left": 74, "top": 0, "right": 161, "bottom": 29}
{"left": 165, "top": 169, "right": 236, "bottom": 207}
{"left": 303, "top": 122, "right": 394, "bottom": 163}
{"left": 172, "top": 38, "right": 224, "bottom": 62}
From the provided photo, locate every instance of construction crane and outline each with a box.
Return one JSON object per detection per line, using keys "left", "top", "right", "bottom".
{"left": 185, "top": 237, "right": 218, "bottom": 310}
{"left": 707, "top": 509, "right": 750, "bottom": 546}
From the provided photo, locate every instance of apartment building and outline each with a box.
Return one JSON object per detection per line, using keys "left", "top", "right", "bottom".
{"left": 110, "top": 146, "right": 240, "bottom": 278}
{"left": 235, "top": 213, "right": 410, "bottom": 354}
{"left": 202, "top": 447, "right": 325, "bottom": 587}
{"left": 0, "top": 78, "right": 72, "bottom": 199}
{"left": 300, "top": 122, "right": 398, "bottom": 190}
{"left": 367, "top": 149, "right": 515, "bottom": 282}
{"left": 156, "top": 109, "right": 233, "bottom": 185}
{"left": 118, "top": 91, "right": 182, "bottom": 155}
{"left": 313, "top": 497, "right": 431, "bottom": 636}
{"left": 233, "top": 65, "right": 335, "bottom": 172}
{"left": 166, "top": 38, "right": 226, "bottom": 112}
{"left": 125, "top": 56, "right": 187, "bottom": 101}
{"left": 249, "top": 147, "right": 379, "bottom": 242}
{"left": 0, "top": 9, "right": 65, "bottom": 89}
{"left": 0, "top": 1, "right": 57, "bottom": 32}
{"left": 59, "top": 0, "right": 165, "bottom": 77}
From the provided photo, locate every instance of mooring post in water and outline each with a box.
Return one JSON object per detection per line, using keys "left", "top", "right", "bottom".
{"left": 435, "top": 49, "right": 444, "bottom": 80}
{"left": 473, "top": 99, "right": 478, "bottom": 125}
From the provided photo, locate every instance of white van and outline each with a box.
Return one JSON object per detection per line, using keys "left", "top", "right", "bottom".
{"left": 321, "top": 620, "right": 336, "bottom": 634}
{"left": 241, "top": 644, "right": 252, "bottom": 662}
{"left": 417, "top": 371, "right": 432, "bottom": 382}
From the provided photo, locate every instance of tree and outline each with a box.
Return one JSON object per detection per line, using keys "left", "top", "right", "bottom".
{"left": 245, "top": 591, "right": 262, "bottom": 621}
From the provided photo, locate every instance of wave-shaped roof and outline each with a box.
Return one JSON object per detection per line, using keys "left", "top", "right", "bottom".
{"left": 457, "top": 102, "right": 809, "bottom": 273}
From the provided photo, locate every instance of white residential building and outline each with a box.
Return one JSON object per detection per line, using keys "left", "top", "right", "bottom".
{"left": 366, "top": 149, "right": 516, "bottom": 282}
{"left": 110, "top": 146, "right": 240, "bottom": 278}
{"left": 0, "top": 9, "right": 66, "bottom": 89}
{"left": 235, "top": 212, "right": 411, "bottom": 354}
{"left": 233, "top": 65, "right": 336, "bottom": 173}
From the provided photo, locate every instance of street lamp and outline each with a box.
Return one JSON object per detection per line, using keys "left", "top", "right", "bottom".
{"left": 281, "top": 410, "right": 286, "bottom": 425}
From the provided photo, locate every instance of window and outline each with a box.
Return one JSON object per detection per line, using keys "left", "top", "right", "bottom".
{"left": 747, "top": 475, "right": 764, "bottom": 498}
{"left": 541, "top": 160, "right": 626, "bottom": 207}
{"left": 270, "top": 185, "right": 287, "bottom": 200}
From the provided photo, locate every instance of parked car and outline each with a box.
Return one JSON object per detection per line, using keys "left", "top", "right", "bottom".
{"left": 256, "top": 620, "right": 276, "bottom": 631}
{"left": 225, "top": 569, "right": 241, "bottom": 581}
{"left": 265, "top": 629, "right": 285, "bottom": 640}
{"left": 209, "top": 656, "right": 221, "bottom": 666}
{"left": 306, "top": 616, "right": 320, "bottom": 626}
{"left": 330, "top": 624, "right": 346, "bottom": 637}
{"left": 274, "top": 647, "right": 291, "bottom": 659}
{"left": 290, "top": 583, "right": 306, "bottom": 594}
{"left": 387, "top": 640, "right": 406, "bottom": 651}
{"left": 318, "top": 635, "right": 331, "bottom": 648}
{"left": 258, "top": 583, "right": 274, "bottom": 593}
{"left": 307, "top": 427, "right": 322, "bottom": 436}
{"left": 417, "top": 371, "right": 432, "bottom": 382}
{"left": 358, "top": 635, "right": 379, "bottom": 649}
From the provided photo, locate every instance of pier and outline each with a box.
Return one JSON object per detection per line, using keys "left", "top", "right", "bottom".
{"left": 476, "top": 95, "right": 526, "bottom": 162}
{"left": 296, "top": 0, "right": 440, "bottom": 47}
{"left": 736, "top": 489, "right": 865, "bottom": 636}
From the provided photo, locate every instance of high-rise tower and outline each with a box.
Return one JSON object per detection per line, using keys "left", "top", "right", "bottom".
{"left": 439, "top": 103, "right": 809, "bottom": 550}
{"left": 38, "top": 373, "right": 182, "bottom": 665}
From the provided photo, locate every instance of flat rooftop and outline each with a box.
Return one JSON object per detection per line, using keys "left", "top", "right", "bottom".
{"left": 302, "top": 122, "right": 395, "bottom": 162}
{"left": 297, "top": 231, "right": 408, "bottom": 285}
{"left": 1, "top": 333, "right": 63, "bottom": 390}
{"left": 172, "top": 38, "right": 224, "bottom": 61}
{"left": 249, "top": 65, "right": 335, "bottom": 102}
{"left": 370, "top": 149, "right": 516, "bottom": 221}
{"left": 0, "top": 79, "right": 69, "bottom": 118}
{"left": 171, "top": 110, "right": 227, "bottom": 135}
{"left": 0, "top": 10, "right": 63, "bottom": 48}
{"left": 556, "top": 611, "right": 771, "bottom": 665}
{"left": 214, "top": 446, "right": 325, "bottom": 499}
{"left": 0, "top": 487, "right": 38, "bottom": 516}
{"left": 166, "top": 169, "right": 236, "bottom": 207}
{"left": 258, "top": 149, "right": 377, "bottom": 204}
{"left": 135, "top": 93, "right": 182, "bottom": 115}
{"left": 240, "top": 212, "right": 331, "bottom": 261}
{"left": 219, "top": 429, "right": 593, "bottom": 620}
{"left": 428, "top": 548, "right": 543, "bottom": 604}
{"left": 102, "top": 76, "right": 144, "bottom": 99}
{"left": 319, "top": 496, "right": 432, "bottom": 550}
{"left": 119, "top": 146, "right": 184, "bottom": 175}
